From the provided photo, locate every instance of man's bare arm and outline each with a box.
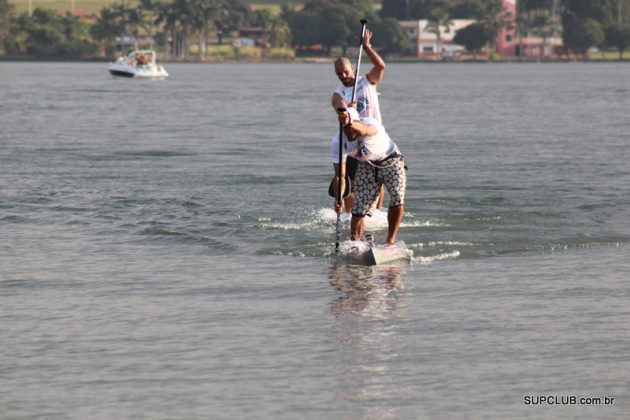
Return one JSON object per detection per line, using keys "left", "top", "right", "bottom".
{"left": 344, "top": 120, "right": 377, "bottom": 137}
{"left": 332, "top": 93, "right": 346, "bottom": 110}
{"left": 362, "top": 30, "right": 386, "bottom": 85}
{"left": 338, "top": 111, "right": 377, "bottom": 137}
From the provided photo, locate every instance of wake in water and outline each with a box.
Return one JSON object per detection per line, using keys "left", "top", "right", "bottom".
{"left": 317, "top": 208, "right": 388, "bottom": 230}
{"left": 258, "top": 207, "right": 444, "bottom": 232}
{"left": 255, "top": 207, "right": 463, "bottom": 264}
{"left": 413, "top": 250, "right": 461, "bottom": 265}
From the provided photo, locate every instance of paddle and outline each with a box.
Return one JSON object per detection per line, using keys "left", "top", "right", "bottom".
{"left": 351, "top": 19, "right": 369, "bottom": 105}
{"left": 335, "top": 18, "right": 368, "bottom": 254}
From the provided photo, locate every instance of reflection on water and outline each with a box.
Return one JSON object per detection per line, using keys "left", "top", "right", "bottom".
{"left": 328, "top": 263, "right": 408, "bottom": 319}
{"left": 328, "top": 263, "right": 421, "bottom": 418}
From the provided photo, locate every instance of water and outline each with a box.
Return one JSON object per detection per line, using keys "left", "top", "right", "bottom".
{"left": 1, "top": 61, "right": 630, "bottom": 419}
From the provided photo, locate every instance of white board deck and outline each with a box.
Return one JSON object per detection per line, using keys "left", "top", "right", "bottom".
{"left": 365, "top": 241, "right": 412, "bottom": 265}
{"left": 340, "top": 240, "right": 412, "bottom": 265}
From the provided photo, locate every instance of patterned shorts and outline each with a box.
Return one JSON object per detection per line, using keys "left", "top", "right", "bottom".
{"left": 352, "top": 157, "right": 406, "bottom": 217}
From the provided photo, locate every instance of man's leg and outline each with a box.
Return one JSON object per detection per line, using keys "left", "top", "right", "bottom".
{"left": 386, "top": 205, "right": 403, "bottom": 244}
{"left": 344, "top": 158, "right": 358, "bottom": 212}
{"left": 350, "top": 215, "right": 365, "bottom": 241}
{"left": 380, "top": 159, "right": 407, "bottom": 245}
{"left": 351, "top": 162, "right": 378, "bottom": 240}
{"left": 376, "top": 185, "right": 385, "bottom": 209}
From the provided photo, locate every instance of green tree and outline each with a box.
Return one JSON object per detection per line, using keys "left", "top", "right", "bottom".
{"left": 188, "top": 0, "right": 221, "bottom": 59}
{"left": 409, "top": 0, "right": 446, "bottom": 19}
{"left": 520, "top": 0, "right": 553, "bottom": 11}
{"left": 426, "top": 7, "right": 452, "bottom": 57}
{"left": 214, "top": 0, "right": 251, "bottom": 34}
{"left": 453, "top": 21, "right": 487, "bottom": 58}
{"left": 563, "top": 18, "right": 605, "bottom": 59}
{"left": 157, "top": 0, "right": 190, "bottom": 58}
{"left": 448, "top": 0, "right": 485, "bottom": 19}
{"left": 561, "top": 0, "right": 615, "bottom": 25}
{"left": 380, "top": 0, "right": 415, "bottom": 19}
{"left": 523, "top": 8, "right": 561, "bottom": 59}
{"left": 381, "top": 0, "right": 456, "bottom": 20}
{"left": 321, "top": 6, "right": 352, "bottom": 55}
{"left": 286, "top": 0, "right": 355, "bottom": 55}
{"left": 287, "top": 0, "right": 409, "bottom": 55}
{"left": 137, "top": 0, "right": 162, "bottom": 49}
{"left": 477, "top": 0, "right": 513, "bottom": 53}
{"left": 371, "top": 16, "right": 413, "bottom": 54}
{"left": 91, "top": 6, "right": 124, "bottom": 56}
{"left": 0, "top": 0, "right": 15, "bottom": 54}
{"left": 605, "top": 22, "right": 630, "bottom": 59}
{"left": 251, "top": 9, "right": 292, "bottom": 48}
{"left": 111, "top": 2, "right": 142, "bottom": 49}
{"left": 13, "top": 8, "right": 96, "bottom": 58}
{"left": 286, "top": 9, "right": 323, "bottom": 50}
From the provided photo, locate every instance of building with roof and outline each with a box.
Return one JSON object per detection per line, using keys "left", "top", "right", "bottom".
{"left": 399, "top": 19, "right": 475, "bottom": 58}
{"left": 400, "top": 0, "right": 564, "bottom": 59}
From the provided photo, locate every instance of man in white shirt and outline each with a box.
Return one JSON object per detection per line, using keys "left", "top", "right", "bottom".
{"left": 330, "top": 29, "right": 386, "bottom": 212}
{"left": 331, "top": 108, "right": 406, "bottom": 245}
{"left": 332, "top": 29, "right": 384, "bottom": 119}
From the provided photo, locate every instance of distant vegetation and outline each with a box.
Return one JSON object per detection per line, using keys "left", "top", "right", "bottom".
{"left": 1, "top": 0, "right": 630, "bottom": 61}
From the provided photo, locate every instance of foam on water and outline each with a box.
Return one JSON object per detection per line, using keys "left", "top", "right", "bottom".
{"left": 337, "top": 239, "right": 372, "bottom": 255}
{"left": 413, "top": 250, "right": 461, "bottom": 265}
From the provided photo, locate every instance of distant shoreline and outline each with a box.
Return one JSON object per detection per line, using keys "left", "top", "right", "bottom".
{"left": 2, "top": 56, "right": 630, "bottom": 64}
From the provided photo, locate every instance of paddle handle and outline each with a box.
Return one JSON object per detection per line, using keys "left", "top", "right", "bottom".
{"left": 351, "top": 19, "right": 368, "bottom": 105}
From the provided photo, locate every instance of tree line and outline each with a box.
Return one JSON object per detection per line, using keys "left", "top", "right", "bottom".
{"left": 1, "top": 0, "right": 629, "bottom": 60}
{"left": 382, "top": 0, "right": 630, "bottom": 59}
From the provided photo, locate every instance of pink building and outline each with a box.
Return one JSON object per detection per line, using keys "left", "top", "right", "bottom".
{"left": 497, "top": 0, "right": 563, "bottom": 58}
{"left": 400, "top": 19, "right": 475, "bottom": 58}
{"left": 496, "top": 0, "right": 517, "bottom": 56}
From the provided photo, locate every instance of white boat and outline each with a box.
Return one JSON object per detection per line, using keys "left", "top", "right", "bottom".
{"left": 108, "top": 50, "right": 168, "bottom": 79}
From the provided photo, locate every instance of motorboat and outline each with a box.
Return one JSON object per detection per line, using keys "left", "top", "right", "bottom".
{"left": 108, "top": 50, "right": 168, "bottom": 79}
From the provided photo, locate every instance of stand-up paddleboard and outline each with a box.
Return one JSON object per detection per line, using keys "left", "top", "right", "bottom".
{"left": 365, "top": 241, "right": 412, "bottom": 265}
{"left": 339, "top": 239, "right": 412, "bottom": 265}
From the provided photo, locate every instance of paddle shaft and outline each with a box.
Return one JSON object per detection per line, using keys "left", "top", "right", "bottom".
{"left": 335, "top": 121, "right": 343, "bottom": 253}
{"left": 335, "top": 19, "right": 368, "bottom": 254}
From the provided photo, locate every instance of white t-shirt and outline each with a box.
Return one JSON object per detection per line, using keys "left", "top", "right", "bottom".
{"left": 334, "top": 76, "right": 382, "bottom": 123}
{"left": 330, "top": 117, "right": 399, "bottom": 164}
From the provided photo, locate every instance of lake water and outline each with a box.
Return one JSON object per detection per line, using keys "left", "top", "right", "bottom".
{"left": 1, "top": 61, "right": 630, "bottom": 419}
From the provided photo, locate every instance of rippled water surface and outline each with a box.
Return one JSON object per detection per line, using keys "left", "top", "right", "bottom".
{"left": 1, "top": 61, "right": 630, "bottom": 419}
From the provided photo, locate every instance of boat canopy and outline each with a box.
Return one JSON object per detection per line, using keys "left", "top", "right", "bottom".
{"left": 125, "top": 50, "right": 157, "bottom": 65}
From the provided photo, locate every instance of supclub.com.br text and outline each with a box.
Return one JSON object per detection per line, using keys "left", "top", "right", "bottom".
{"left": 524, "top": 395, "right": 615, "bottom": 406}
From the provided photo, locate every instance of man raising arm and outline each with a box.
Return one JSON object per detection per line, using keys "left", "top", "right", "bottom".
{"left": 331, "top": 29, "right": 385, "bottom": 115}
{"left": 330, "top": 28, "right": 386, "bottom": 212}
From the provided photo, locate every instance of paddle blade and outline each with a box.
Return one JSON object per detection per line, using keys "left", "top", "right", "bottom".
{"left": 328, "top": 175, "right": 352, "bottom": 198}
